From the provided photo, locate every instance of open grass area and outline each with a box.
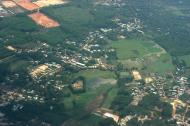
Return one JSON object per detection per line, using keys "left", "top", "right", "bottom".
{"left": 147, "top": 54, "right": 175, "bottom": 73}
{"left": 110, "top": 39, "right": 175, "bottom": 74}
{"left": 110, "top": 39, "right": 161, "bottom": 60}
{"left": 178, "top": 55, "right": 190, "bottom": 67}
{"left": 74, "top": 69, "right": 116, "bottom": 81}
{"left": 62, "top": 69, "right": 118, "bottom": 113}
{"left": 63, "top": 84, "right": 113, "bottom": 110}
{"left": 102, "top": 87, "right": 118, "bottom": 108}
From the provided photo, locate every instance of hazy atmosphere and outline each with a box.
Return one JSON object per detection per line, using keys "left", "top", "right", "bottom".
{"left": 0, "top": 0, "right": 190, "bottom": 126}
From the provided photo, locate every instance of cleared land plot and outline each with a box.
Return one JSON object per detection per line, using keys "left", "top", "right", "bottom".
{"left": 33, "top": 0, "right": 66, "bottom": 8}
{"left": 0, "top": 5, "right": 10, "bottom": 17}
{"left": 28, "top": 12, "right": 60, "bottom": 28}
{"left": 1, "top": 0, "right": 25, "bottom": 13}
{"left": 13, "top": 0, "right": 31, "bottom": 2}
{"left": 1, "top": 0, "right": 17, "bottom": 8}
{"left": 14, "top": 0, "right": 39, "bottom": 11}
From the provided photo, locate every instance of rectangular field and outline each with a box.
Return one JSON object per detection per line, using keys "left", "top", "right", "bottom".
{"left": 33, "top": 0, "right": 66, "bottom": 8}
{"left": 74, "top": 69, "right": 116, "bottom": 81}
{"left": 14, "top": 0, "right": 39, "bottom": 11}
{"left": 1, "top": 0, "right": 17, "bottom": 8}
{"left": 13, "top": 0, "right": 31, "bottom": 2}
{"left": 28, "top": 12, "right": 60, "bottom": 28}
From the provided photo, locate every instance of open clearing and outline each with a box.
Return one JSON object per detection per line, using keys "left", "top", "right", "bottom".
{"left": 74, "top": 69, "right": 116, "bottom": 89}
{"left": 1, "top": 0, "right": 17, "bottom": 8}
{"left": 147, "top": 53, "right": 175, "bottom": 73}
{"left": 63, "top": 84, "right": 112, "bottom": 108}
{"left": 33, "top": 0, "right": 67, "bottom": 8}
{"left": 14, "top": 0, "right": 39, "bottom": 11}
{"left": 111, "top": 39, "right": 161, "bottom": 60}
{"left": 0, "top": 0, "right": 25, "bottom": 14}
{"left": 28, "top": 12, "right": 60, "bottom": 28}
{"left": 75, "top": 69, "right": 116, "bottom": 81}
{"left": 110, "top": 39, "right": 175, "bottom": 73}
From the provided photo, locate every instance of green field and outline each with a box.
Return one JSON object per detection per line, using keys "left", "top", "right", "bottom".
{"left": 74, "top": 69, "right": 116, "bottom": 81}
{"left": 110, "top": 39, "right": 175, "bottom": 73}
{"left": 147, "top": 54, "right": 175, "bottom": 73}
{"left": 110, "top": 39, "right": 161, "bottom": 60}
{"left": 63, "top": 84, "right": 113, "bottom": 110}
{"left": 102, "top": 87, "right": 118, "bottom": 108}
{"left": 63, "top": 70, "right": 117, "bottom": 111}
{"left": 179, "top": 55, "right": 190, "bottom": 67}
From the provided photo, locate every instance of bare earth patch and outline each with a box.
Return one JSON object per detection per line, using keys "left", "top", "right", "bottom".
{"left": 33, "top": 0, "right": 67, "bottom": 8}
{"left": 28, "top": 12, "right": 60, "bottom": 28}
{"left": 1, "top": 0, "right": 17, "bottom": 8}
{"left": 14, "top": 0, "right": 39, "bottom": 11}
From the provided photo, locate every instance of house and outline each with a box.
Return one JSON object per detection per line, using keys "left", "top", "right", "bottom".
{"left": 6, "top": 45, "right": 17, "bottom": 52}
{"left": 103, "top": 112, "right": 120, "bottom": 123}
{"left": 29, "top": 63, "right": 61, "bottom": 79}
{"left": 30, "top": 64, "right": 49, "bottom": 78}
{"left": 94, "top": 108, "right": 120, "bottom": 123}
{"left": 70, "top": 79, "right": 85, "bottom": 93}
{"left": 132, "top": 70, "right": 142, "bottom": 81}
{"left": 144, "top": 77, "right": 153, "bottom": 84}
{"left": 71, "top": 80, "right": 84, "bottom": 90}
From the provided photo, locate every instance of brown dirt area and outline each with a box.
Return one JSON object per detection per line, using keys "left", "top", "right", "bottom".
{"left": 14, "top": 0, "right": 39, "bottom": 11}
{"left": 33, "top": 0, "right": 66, "bottom": 8}
{"left": 1, "top": 1, "right": 17, "bottom": 8}
{"left": 28, "top": 12, "right": 60, "bottom": 28}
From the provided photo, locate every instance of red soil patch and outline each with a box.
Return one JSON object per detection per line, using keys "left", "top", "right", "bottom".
{"left": 15, "top": 0, "right": 39, "bottom": 11}
{"left": 14, "top": 0, "right": 31, "bottom": 2}
{"left": 1, "top": 1, "right": 17, "bottom": 8}
{"left": 28, "top": 12, "right": 60, "bottom": 28}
